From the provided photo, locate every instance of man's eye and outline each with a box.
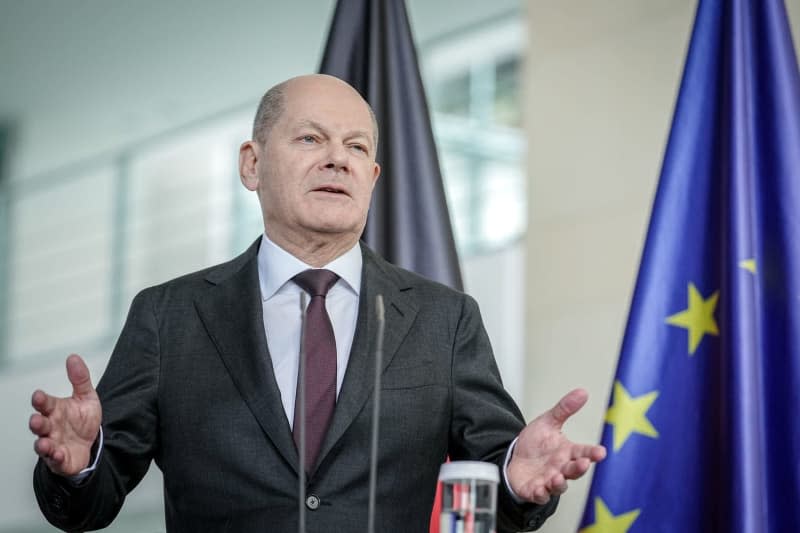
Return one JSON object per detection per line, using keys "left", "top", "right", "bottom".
{"left": 350, "top": 144, "right": 367, "bottom": 154}
{"left": 300, "top": 135, "right": 317, "bottom": 143}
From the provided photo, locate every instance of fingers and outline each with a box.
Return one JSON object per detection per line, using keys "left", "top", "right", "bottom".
{"left": 561, "top": 444, "right": 607, "bottom": 479}
{"left": 31, "top": 389, "right": 57, "bottom": 416}
{"left": 32, "top": 354, "right": 95, "bottom": 413}
{"left": 528, "top": 470, "right": 576, "bottom": 505}
{"left": 29, "top": 412, "right": 52, "bottom": 437}
{"left": 34, "top": 438, "right": 70, "bottom": 475}
{"left": 521, "top": 475, "right": 567, "bottom": 505}
{"left": 571, "top": 443, "right": 607, "bottom": 462}
{"left": 530, "top": 485, "right": 551, "bottom": 505}
{"left": 33, "top": 437, "right": 65, "bottom": 464}
{"left": 590, "top": 444, "right": 607, "bottom": 462}
{"left": 548, "top": 388, "right": 589, "bottom": 427}
{"left": 559, "top": 444, "right": 606, "bottom": 480}
{"left": 66, "top": 354, "right": 95, "bottom": 398}
{"left": 33, "top": 437, "right": 54, "bottom": 459}
{"left": 546, "top": 472, "right": 568, "bottom": 496}
{"left": 561, "top": 457, "right": 591, "bottom": 479}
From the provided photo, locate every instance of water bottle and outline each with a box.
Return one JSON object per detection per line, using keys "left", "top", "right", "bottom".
{"left": 438, "top": 461, "right": 499, "bottom": 533}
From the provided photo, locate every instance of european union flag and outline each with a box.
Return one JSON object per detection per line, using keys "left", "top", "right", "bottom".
{"left": 579, "top": 1, "right": 800, "bottom": 531}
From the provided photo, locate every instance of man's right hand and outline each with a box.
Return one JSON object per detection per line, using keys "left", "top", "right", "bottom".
{"left": 29, "top": 354, "right": 102, "bottom": 477}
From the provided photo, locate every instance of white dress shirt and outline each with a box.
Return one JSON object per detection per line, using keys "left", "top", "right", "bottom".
{"left": 257, "top": 233, "right": 362, "bottom": 429}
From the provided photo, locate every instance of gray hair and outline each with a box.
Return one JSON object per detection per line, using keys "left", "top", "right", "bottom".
{"left": 251, "top": 80, "right": 380, "bottom": 150}
{"left": 252, "top": 81, "right": 288, "bottom": 145}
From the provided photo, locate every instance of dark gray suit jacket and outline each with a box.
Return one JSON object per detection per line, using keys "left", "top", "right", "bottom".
{"left": 34, "top": 240, "right": 557, "bottom": 532}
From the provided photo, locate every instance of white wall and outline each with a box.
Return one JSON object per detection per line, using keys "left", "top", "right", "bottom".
{"left": 463, "top": 241, "right": 526, "bottom": 401}
{"left": 524, "top": 1, "right": 800, "bottom": 532}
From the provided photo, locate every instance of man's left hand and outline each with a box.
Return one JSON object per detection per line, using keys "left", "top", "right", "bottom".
{"left": 507, "top": 388, "right": 606, "bottom": 504}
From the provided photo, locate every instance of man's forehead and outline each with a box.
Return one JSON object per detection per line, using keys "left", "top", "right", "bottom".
{"left": 271, "top": 74, "right": 378, "bottom": 145}
{"left": 281, "top": 94, "right": 374, "bottom": 135}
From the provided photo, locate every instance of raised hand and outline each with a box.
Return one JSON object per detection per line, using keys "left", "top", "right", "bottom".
{"left": 507, "top": 389, "right": 606, "bottom": 504}
{"left": 29, "top": 354, "right": 102, "bottom": 477}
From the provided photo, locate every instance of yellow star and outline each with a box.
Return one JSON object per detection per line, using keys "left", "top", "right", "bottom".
{"left": 665, "top": 283, "right": 719, "bottom": 355}
{"left": 739, "top": 258, "right": 757, "bottom": 274}
{"left": 579, "top": 497, "right": 640, "bottom": 533}
{"left": 604, "top": 381, "right": 659, "bottom": 452}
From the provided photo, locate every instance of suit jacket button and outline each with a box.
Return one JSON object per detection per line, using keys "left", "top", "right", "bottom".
{"left": 305, "top": 494, "right": 320, "bottom": 510}
{"left": 51, "top": 494, "right": 64, "bottom": 511}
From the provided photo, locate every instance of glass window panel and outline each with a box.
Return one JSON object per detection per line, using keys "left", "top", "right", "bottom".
{"left": 433, "top": 72, "right": 471, "bottom": 118}
{"left": 494, "top": 56, "right": 522, "bottom": 128}
{"left": 439, "top": 152, "right": 473, "bottom": 252}
{"left": 479, "top": 161, "right": 526, "bottom": 247}
{"left": 123, "top": 115, "right": 249, "bottom": 306}
{"left": 424, "top": 19, "right": 525, "bottom": 257}
{"left": 8, "top": 168, "right": 113, "bottom": 359}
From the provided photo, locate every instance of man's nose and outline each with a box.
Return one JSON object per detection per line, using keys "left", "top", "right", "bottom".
{"left": 323, "top": 143, "right": 350, "bottom": 172}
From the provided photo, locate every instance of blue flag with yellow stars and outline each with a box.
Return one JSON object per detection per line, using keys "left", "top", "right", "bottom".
{"left": 579, "top": 0, "right": 800, "bottom": 531}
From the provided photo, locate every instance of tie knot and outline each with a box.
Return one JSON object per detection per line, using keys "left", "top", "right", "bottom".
{"left": 293, "top": 269, "right": 339, "bottom": 297}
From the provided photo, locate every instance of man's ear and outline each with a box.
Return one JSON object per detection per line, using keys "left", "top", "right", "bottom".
{"left": 239, "top": 141, "right": 261, "bottom": 191}
{"left": 371, "top": 162, "right": 381, "bottom": 187}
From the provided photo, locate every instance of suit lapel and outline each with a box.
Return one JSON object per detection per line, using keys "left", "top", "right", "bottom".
{"left": 194, "top": 240, "right": 300, "bottom": 475}
{"left": 314, "top": 246, "right": 418, "bottom": 474}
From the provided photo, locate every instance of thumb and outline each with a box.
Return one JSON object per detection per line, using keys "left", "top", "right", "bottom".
{"left": 66, "top": 354, "right": 95, "bottom": 398}
{"left": 547, "top": 388, "right": 589, "bottom": 428}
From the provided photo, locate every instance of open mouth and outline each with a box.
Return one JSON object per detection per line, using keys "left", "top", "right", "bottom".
{"left": 313, "top": 185, "right": 349, "bottom": 196}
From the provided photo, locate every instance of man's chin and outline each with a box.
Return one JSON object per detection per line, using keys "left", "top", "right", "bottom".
{"left": 302, "top": 218, "right": 363, "bottom": 238}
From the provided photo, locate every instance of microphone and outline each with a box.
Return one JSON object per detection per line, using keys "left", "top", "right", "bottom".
{"left": 367, "top": 294, "right": 385, "bottom": 533}
{"left": 297, "top": 292, "right": 307, "bottom": 533}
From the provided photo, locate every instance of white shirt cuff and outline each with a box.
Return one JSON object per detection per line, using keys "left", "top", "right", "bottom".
{"left": 502, "top": 436, "right": 526, "bottom": 504}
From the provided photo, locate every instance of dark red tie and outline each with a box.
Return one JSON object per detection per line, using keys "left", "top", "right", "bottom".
{"left": 292, "top": 269, "right": 339, "bottom": 471}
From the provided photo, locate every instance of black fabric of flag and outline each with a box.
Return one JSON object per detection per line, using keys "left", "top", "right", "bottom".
{"left": 320, "top": 0, "right": 463, "bottom": 290}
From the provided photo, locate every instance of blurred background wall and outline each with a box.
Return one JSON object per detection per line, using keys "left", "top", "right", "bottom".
{"left": 1, "top": 1, "right": 798, "bottom": 532}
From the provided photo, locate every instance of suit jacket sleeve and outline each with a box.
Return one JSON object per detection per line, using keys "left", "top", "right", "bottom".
{"left": 448, "top": 293, "right": 558, "bottom": 532}
{"left": 33, "top": 288, "right": 161, "bottom": 532}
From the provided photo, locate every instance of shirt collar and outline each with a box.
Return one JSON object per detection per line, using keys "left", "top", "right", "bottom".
{"left": 257, "top": 233, "right": 362, "bottom": 301}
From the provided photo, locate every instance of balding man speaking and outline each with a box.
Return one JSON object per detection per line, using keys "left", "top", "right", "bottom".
{"left": 30, "top": 74, "right": 605, "bottom": 532}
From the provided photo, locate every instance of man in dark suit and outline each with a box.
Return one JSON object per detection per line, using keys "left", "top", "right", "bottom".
{"left": 29, "top": 74, "right": 606, "bottom": 532}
